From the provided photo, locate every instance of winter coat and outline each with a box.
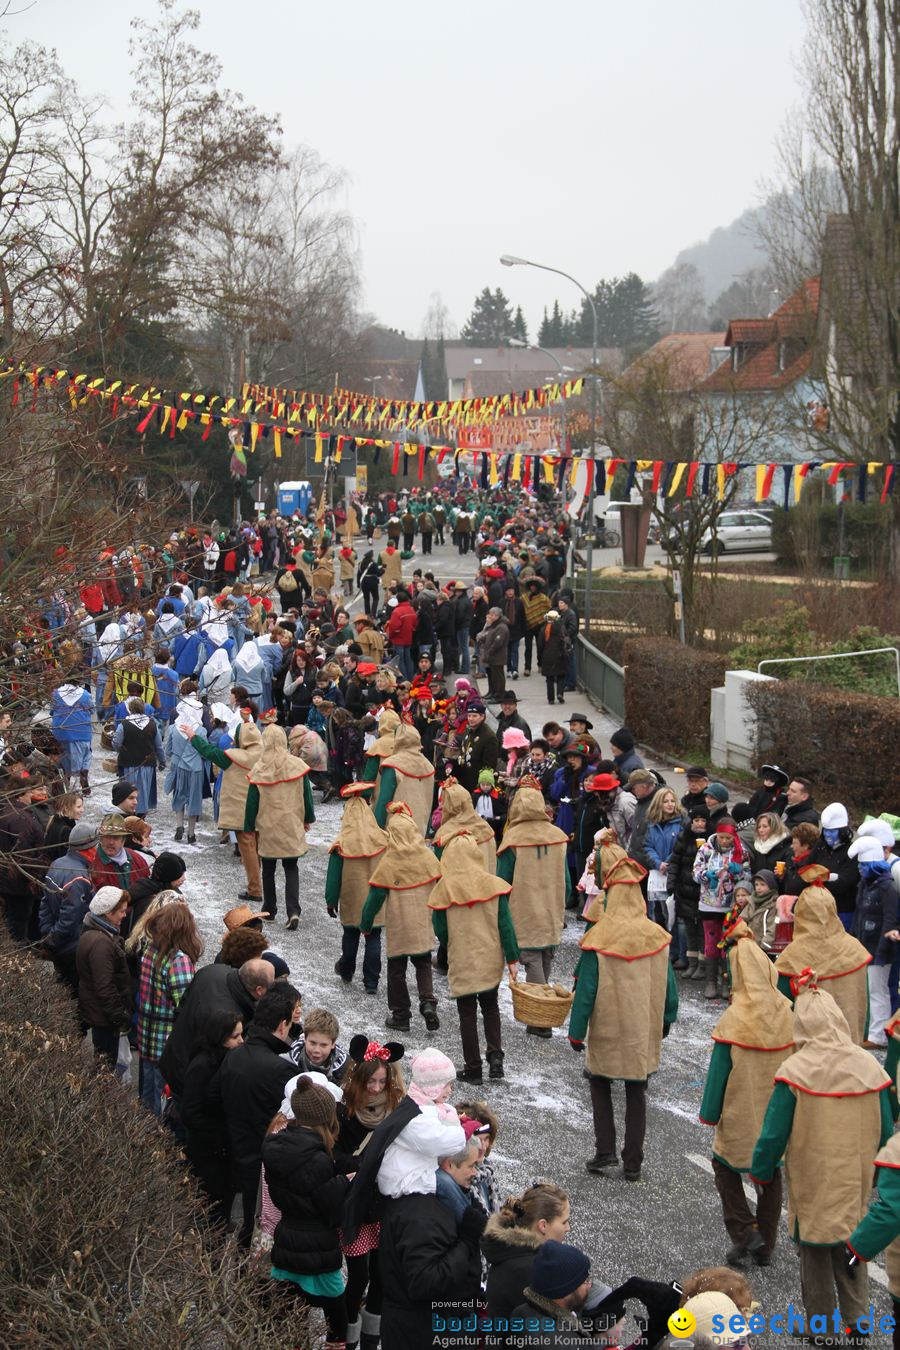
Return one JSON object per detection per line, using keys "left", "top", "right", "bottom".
{"left": 742, "top": 785, "right": 788, "bottom": 819}
{"left": 549, "top": 763, "right": 593, "bottom": 839}
{"left": 215, "top": 1027, "right": 296, "bottom": 1171}
{"left": 75, "top": 914, "right": 133, "bottom": 1030}
{"left": 747, "top": 831, "right": 792, "bottom": 877}
{"left": 782, "top": 798, "right": 820, "bottom": 828}
{"left": 693, "top": 835, "right": 748, "bottom": 914}
{"left": 852, "top": 869, "right": 899, "bottom": 963}
{"left": 456, "top": 723, "right": 499, "bottom": 795}
{"left": 481, "top": 1216, "right": 544, "bottom": 1329}
{"left": 501, "top": 596, "right": 525, "bottom": 642}
{"left": 806, "top": 836, "right": 859, "bottom": 915}
{"left": 386, "top": 601, "right": 417, "bottom": 648}
{"left": 510, "top": 1296, "right": 596, "bottom": 1345}
{"left": 0, "top": 800, "right": 46, "bottom": 891}
{"left": 39, "top": 847, "right": 94, "bottom": 956}
{"left": 476, "top": 618, "right": 510, "bottom": 668}
{"left": 159, "top": 964, "right": 258, "bottom": 1096}
{"left": 644, "top": 817, "right": 684, "bottom": 871}
{"left": 539, "top": 617, "right": 568, "bottom": 678}
{"left": 262, "top": 1125, "right": 350, "bottom": 1276}
{"left": 89, "top": 844, "right": 150, "bottom": 896}
{"left": 182, "top": 1045, "right": 230, "bottom": 1165}
{"left": 740, "top": 887, "right": 780, "bottom": 954}
{"left": 612, "top": 746, "right": 644, "bottom": 780}
{"left": 379, "top": 1192, "right": 484, "bottom": 1348}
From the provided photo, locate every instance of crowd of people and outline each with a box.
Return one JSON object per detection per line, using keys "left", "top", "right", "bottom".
{"left": 3, "top": 482, "right": 900, "bottom": 1348}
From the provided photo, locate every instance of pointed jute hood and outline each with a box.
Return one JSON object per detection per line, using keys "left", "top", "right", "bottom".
{"left": 775, "top": 982, "right": 890, "bottom": 1097}
{"left": 775, "top": 883, "right": 870, "bottom": 980}
{"left": 367, "top": 803, "right": 440, "bottom": 891}
{"left": 366, "top": 709, "right": 401, "bottom": 760}
{"left": 713, "top": 920, "right": 795, "bottom": 1051}
{"left": 434, "top": 778, "right": 495, "bottom": 848}
{"left": 581, "top": 843, "right": 671, "bottom": 961}
{"left": 330, "top": 793, "right": 388, "bottom": 860}
{"left": 382, "top": 722, "right": 435, "bottom": 780}
{"left": 224, "top": 719, "right": 262, "bottom": 768}
{"left": 429, "top": 832, "right": 512, "bottom": 910}
{"left": 498, "top": 784, "right": 568, "bottom": 851}
{"left": 247, "top": 724, "right": 308, "bottom": 784}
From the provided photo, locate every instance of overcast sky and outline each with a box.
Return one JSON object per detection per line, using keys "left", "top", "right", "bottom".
{"left": 19, "top": 0, "right": 806, "bottom": 338}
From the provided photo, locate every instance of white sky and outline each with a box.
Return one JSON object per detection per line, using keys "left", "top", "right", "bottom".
{"left": 17, "top": 0, "right": 806, "bottom": 337}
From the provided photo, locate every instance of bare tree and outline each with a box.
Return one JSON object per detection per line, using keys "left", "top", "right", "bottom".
{"left": 652, "top": 262, "right": 707, "bottom": 333}
{"left": 422, "top": 291, "right": 457, "bottom": 340}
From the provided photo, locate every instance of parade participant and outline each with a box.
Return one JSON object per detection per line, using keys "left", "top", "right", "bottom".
{"left": 184, "top": 712, "right": 262, "bottom": 901}
{"left": 433, "top": 776, "right": 497, "bottom": 870}
{"left": 847, "top": 1059, "right": 900, "bottom": 1350}
{"left": 112, "top": 698, "right": 165, "bottom": 815}
{"left": 327, "top": 782, "right": 389, "bottom": 995}
{"left": 699, "top": 918, "right": 794, "bottom": 1268}
{"left": 774, "top": 864, "right": 871, "bottom": 1043}
{"left": 429, "top": 832, "right": 519, "bottom": 1083}
{"left": 496, "top": 779, "right": 570, "bottom": 1037}
{"left": 245, "top": 724, "right": 314, "bottom": 929}
{"left": 750, "top": 979, "right": 892, "bottom": 1332}
{"left": 569, "top": 842, "right": 679, "bottom": 1182}
{"left": 379, "top": 540, "right": 403, "bottom": 589}
{"left": 360, "top": 803, "right": 440, "bottom": 1033}
{"left": 372, "top": 722, "right": 435, "bottom": 836}
{"left": 50, "top": 677, "right": 94, "bottom": 796}
{"left": 164, "top": 681, "right": 208, "bottom": 844}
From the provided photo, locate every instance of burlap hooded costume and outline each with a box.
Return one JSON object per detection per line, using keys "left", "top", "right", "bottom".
{"left": 775, "top": 866, "right": 871, "bottom": 1044}
{"left": 245, "top": 724, "right": 312, "bottom": 858}
{"left": 361, "top": 708, "right": 401, "bottom": 785}
{"left": 568, "top": 843, "right": 678, "bottom": 1080}
{"left": 189, "top": 719, "right": 262, "bottom": 832}
{"left": 496, "top": 781, "right": 569, "bottom": 951}
{"left": 379, "top": 546, "right": 403, "bottom": 587}
{"left": 700, "top": 918, "right": 795, "bottom": 1171}
{"left": 433, "top": 778, "right": 497, "bottom": 872}
{"left": 849, "top": 1060, "right": 900, "bottom": 1297}
{"left": 324, "top": 782, "right": 388, "bottom": 929}
{"left": 374, "top": 722, "right": 436, "bottom": 836}
{"left": 359, "top": 804, "right": 440, "bottom": 958}
{"left": 428, "top": 832, "right": 519, "bottom": 999}
{"left": 750, "top": 981, "right": 891, "bottom": 1245}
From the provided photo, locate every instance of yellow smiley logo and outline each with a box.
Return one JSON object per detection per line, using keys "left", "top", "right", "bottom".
{"left": 668, "top": 1309, "right": 697, "bottom": 1338}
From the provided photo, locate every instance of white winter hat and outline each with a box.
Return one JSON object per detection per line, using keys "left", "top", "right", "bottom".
{"left": 857, "top": 818, "right": 896, "bottom": 849}
{"left": 820, "top": 802, "right": 849, "bottom": 830}
{"left": 90, "top": 886, "right": 126, "bottom": 916}
{"left": 848, "top": 836, "right": 885, "bottom": 863}
{"left": 387, "top": 597, "right": 398, "bottom": 608}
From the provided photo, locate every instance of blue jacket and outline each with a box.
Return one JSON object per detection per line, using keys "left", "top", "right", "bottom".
{"left": 152, "top": 664, "right": 179, "bottom": 720}
{"left": 550, "top": 763, "right": 592, "bottom": 838}
{"left": 39, "top": 848, "right": 94, "bottom": 955}
{"left": 852, "top": 866, "right": 899, "bottom": 962}
{"left": 50, "top": 688, "right": 94, "bottom": 742}
{"left": 644, "top": 817, "right": 684, "bottom": 870}
{"left": 173, "top": 632, "right": 205, "bottom": 678}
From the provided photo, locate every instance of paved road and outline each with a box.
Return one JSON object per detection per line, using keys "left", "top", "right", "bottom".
{"left": 73, "top": 536, "right": 890, "bottom": 1344}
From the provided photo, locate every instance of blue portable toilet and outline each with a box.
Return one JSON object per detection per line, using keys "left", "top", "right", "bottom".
{"left": 277, "top": 480, "right": 312, "bottom": 518}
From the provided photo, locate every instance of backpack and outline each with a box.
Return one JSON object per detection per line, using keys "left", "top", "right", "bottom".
{"left": 278, "top": 568, "right": 299, "bottom": 593}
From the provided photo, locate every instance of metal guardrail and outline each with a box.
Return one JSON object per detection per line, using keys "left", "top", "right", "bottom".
{"left": 758, "top": 646, "right": 900, "bottom": 697}
{"left": 577, "top": 633, "right": 625, "bottom": 720}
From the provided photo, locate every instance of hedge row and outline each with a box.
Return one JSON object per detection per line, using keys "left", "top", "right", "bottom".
{"left": 746, "top": 680, "right": 900, "bottom": 816}
{"left": 623, "top": 637, "right": 728, "bottom": 758}
{"left": 0, "top": 942, "right": 308, "bottom": 1349}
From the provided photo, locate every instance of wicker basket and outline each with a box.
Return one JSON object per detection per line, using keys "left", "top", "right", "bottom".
{"left": 510, "top": 980, "right": 574, "bottom": 1029}
{"left": 102, "top": 755, "right": 119, "bottom": 774}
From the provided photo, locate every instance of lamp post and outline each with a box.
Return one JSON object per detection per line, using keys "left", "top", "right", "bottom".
{"left": 506, "top": 336, "right": 573, "bottom": 497}
{"left": 500, "top": 255, "right": 600, "bottom": 625}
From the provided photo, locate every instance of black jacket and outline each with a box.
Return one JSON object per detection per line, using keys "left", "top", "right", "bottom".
{"left": 806, "top": 836, "right": 859, "bottom": 914}
{"left": 495, "top": 711, "right": 533, "bottom": 743}
{"left": 262, "top": 1125, "right": 350, "bottom": 1277}
{"left": 456, "top": 723, "right": 500, "bottom": 795}
{"left": 747, "top": 833, "right": 793, "bottom": 877}
{"left": 783, "top": 798, "right": 820, "bottom": 828}
{"left": 434, "top": 603, "right": 457, "bottom": 644}
{"left": 852, "top": 871, "right": 898, "bottom": 961}
{"left": 510, "top": 1293, "right": 596, "bottom": 1345}
{"left": 214, "top": 1027, "right": 295, "bottom": 1171}
{"left": 342, "top": 1096, "right": 420, "bottom": 1245}
{"left": 482, "top": 1215, "right": 544, "bottom": 1334}
{"left": 679, "top": 789, "right": 709, "bottom": 821}
{"left": 667, "top": 822, "right": 707, "bottom": 917}
{"left": 380, "top": 1192, "right": 484, "bottom": 1347}
{"left": 182, "top": 1045, "right": 230, "bottom": 1163}
{"left": 159, "top": 964, "right": 257, "bottom": 1096}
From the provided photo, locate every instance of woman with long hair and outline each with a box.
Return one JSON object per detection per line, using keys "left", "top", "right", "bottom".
{"left": 644, "top": 787, "right": 688, "bottom": 944}
{"left": 261, "top": 1078, "right": 353, "bottom": 1350}
{"left": 284, "top": 647, "right": 318, "bottom": 727}
{"left": 181, "top": 1007, "right": 244, "bottom": 1226}
{"left": 482, "top": 1183, "right": 571, "bottom": 1326}
{"left": 135, "top": 897, "right": 202, "bottom": 1117}
{"left": 44, "top": 790, "right": 84, "bottom": 859}
{"left": 747, "top": 810, "right": 792, "bottom": 876}
{"left": 337, "top": 1037, "right": 405, "bottom": 1348}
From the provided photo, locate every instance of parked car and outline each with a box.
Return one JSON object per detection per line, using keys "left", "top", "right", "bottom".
{"left": 701, "top": 510, "right": 773, "bottom": 554}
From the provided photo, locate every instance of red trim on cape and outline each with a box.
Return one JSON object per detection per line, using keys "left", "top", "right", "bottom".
{"left": 698, "top": 1116, "right": 718, "bottom": 1127}
{"left": 580, "top": 939, "right": 672, "bottom": 962}
{"left": 778, "top": 956, "right": 872, "bottom": 979}
{"left": 774, "top": 1074, "right": 891, "bottom": 1097}
{"left": 845, "top": 1241, "right": 867, "bottom": 1261}
{"left": 429, "top": 889, "right": 509, "bottom": 910}
{"left": 711, "top": 1037, "right": 795, "bottom": 1052}
{"left": 875, "top": 1161, "right": 900, "bottom": 1171}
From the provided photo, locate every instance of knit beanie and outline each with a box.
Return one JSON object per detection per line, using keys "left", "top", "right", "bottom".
{"left": 752, "top": 868, "right": 777, "bottom": 892}
{"left": 289, "top": 1077, "right": 337, "bottom": 1127}
{"left": 68, "top": 821, "right": 99, "bottom": 851}
{"left": 111, "top": 780, "right": 137, "bottom": 806}
{"left": 610, "top": 728, "right": 635, "bottom": 752}
{"left": 530, "top": 1240, "right": 591, "bottom": 1299}
{"left": 705, "top": 781, "right": 729, "bottom": 803}
{"left": 409, "top": 1047, "right": 456, "bottom": 1099}
{"left": 151, "top": 851, "right": 186, "bottom": 886}
{"left": 281, "top": 1071, "right": 342, "bottom": 1118}
{"left": 90, "top": 886, "right": 125, "bottom": 916}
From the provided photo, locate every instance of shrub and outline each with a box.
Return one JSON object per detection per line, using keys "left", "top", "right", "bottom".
{"left": 0, "top": 941, "right": 309, "bottom": 1348}
{"left": 746, "top": 679, "right": 900, "bottom": 815}
{"left": 771, "top": 499, "right": 893, "bottom": 575}
{"left": 730, "top": 603, "right": 900, "bottom": 697}
{"left": 623, "top": 637, "right": 728, "bottom": 757}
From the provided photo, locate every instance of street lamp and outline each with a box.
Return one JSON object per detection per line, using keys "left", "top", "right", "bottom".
{"left": 363, "top": 375, "right": 383, "bottom": 397}
{"left": 506, "top": 336, "right": 573, "bottom": 472}
{"left": 500, "top": 254, "right": 600, "bottom": 626}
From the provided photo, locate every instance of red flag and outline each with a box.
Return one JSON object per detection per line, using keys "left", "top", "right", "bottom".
{"left": 881, "top": 465, "right": 894, "bottom": 504}
{"left": 760, "top": 464, "right": 776, "bottom": 500}
{"left": 391, "top": 442, "right": 401, "bottom": 475}
{"left": 685, "top": 463, "right": 699, "bottom": 497}
{"left": 136, "top": 404, "right": 158, "bottom": 434}
{"left": 651, "top": 461, "right": 664, "bottom": 494}
{"left": 417, "top": 446, "right": 425, "bottom": 481}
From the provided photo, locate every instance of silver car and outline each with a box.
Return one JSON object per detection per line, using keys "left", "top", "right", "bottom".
{"left": 702, "top": 510, "right": 772, "bottom": 554}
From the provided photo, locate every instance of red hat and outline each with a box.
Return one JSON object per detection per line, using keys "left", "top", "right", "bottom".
{"left": 412, "top": 688, "right": 433, "bottom": 701}
{"left": 585, "top": 772, "right": 619, "bottom": 792}
{"left": 357, "top": 661, "right": 378, "bottom": 676}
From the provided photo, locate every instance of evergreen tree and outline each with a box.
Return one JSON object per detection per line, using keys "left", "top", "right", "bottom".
{"left": 511, "top": 305, "right": 528, "bottom": 342}
{"left": 537, "top": 306, "right": 551, "bottom": 345}
{"left": 461, "top": 287, "right": 515, "bottom": 344}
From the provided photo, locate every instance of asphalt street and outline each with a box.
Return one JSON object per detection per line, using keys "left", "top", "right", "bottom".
{"left": 73, "top": 534, "right": 891, "bottom": 1347}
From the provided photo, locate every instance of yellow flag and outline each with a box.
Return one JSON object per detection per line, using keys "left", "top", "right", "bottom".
{"left": 716, "top": 464, "right": 726, "bottom": 500}
{"left": 668, "top": 463, "right": 686, "bottom": 496}
{"left": 273, "top": 429, "right": 282, "bottom": 458}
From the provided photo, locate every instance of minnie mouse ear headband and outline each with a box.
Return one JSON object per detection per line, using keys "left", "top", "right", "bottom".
{"left": 348, "top": 1034, "right": 405, "bottom": 1064}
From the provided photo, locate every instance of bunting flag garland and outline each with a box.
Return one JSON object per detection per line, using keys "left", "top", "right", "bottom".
{"left": 0, "top": 356, "right": 897, "bottom": 510}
